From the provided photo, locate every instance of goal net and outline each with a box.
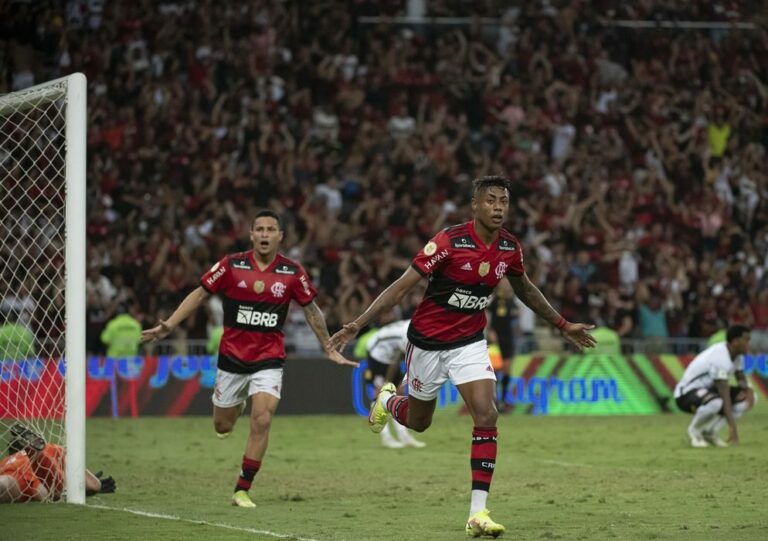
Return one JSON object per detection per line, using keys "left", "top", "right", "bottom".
{"left": 0, "top": 74, "right": 86, "bottom": 503}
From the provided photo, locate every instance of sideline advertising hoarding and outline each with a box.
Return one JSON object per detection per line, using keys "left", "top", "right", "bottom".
{"left": 2, "top": 353, "right": 766, "bottom": 417}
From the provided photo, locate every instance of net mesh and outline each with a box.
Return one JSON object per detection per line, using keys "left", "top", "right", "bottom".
{"left": 0, "top": 81, "right": 68, "bottom": 502}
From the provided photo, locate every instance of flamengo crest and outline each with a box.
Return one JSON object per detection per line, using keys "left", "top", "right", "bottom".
{"left": 271, "top": 281, "right": 286, "bottom": 298}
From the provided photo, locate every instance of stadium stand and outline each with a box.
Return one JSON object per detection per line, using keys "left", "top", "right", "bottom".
{"left": 1, "top": 1, "right": 765, "bottom": 354}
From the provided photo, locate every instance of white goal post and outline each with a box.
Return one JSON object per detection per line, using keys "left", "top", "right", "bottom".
{"left": 0, "top": 73, "right": 86, "bottom": 504}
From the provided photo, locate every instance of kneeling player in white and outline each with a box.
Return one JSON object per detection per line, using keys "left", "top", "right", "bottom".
{"left": 674, "top": 325, "right": 755, "bottom": 447}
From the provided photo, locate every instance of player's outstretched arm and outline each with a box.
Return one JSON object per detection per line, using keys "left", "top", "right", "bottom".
{"left": 86, "top": 470, "right": 116, "bottom": 495}
{"left": 141, "top": 286, "right": 210, "bottom": 342}
{"left": 328, "top": 267, "right": 423, "bottom": 351}
{"left": 507, "top": 272, "right": 596, "bottom": 350}
{"left": 302, "top": 300, "right": 359, "bottom": 367}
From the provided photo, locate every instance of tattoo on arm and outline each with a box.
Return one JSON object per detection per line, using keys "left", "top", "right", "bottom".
{"left": 508, "top": 274, "right": 562, "bottom": 327}
{"left": 303, "top": 301, "right": 331, "bottom": 350}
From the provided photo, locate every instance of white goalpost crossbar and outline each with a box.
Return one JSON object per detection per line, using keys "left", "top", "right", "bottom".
{"left": 0, "top": 73, "right": 86, "bottom": 504}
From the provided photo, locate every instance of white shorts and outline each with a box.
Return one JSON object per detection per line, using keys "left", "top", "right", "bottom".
{"left": 405, "top": 339, "right": 496, "bottom": 400}
{"left": 212, "top": 368, "right": 283, "bottom": 407}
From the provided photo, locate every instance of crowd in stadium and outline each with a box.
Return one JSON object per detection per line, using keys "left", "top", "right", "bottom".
{"left": 1, "top": 0, "right": 766, "bottom": 354}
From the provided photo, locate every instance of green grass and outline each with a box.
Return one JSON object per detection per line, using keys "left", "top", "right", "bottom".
{"left": 3, "top": 405, "right": 768, "bottom": 541}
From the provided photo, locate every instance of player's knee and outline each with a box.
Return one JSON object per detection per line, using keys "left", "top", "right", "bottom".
{"left": 408, "top": 417, "right": 432, "bottom": 433}
{"left": 474, "top": 408, "right": 498, "bottom": 428}
{"left": 250, "top": 411, "right": 273, "bottom": 434}
{"left": 733, "top": 399, "right": 751, "bottom": 416}
{"left": 213, "top": 419, "right": 234, "bottom": 435}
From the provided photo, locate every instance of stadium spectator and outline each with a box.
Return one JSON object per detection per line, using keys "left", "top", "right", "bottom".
{"left": 141, "top": 209, "right": 357, "bottom": 508}
{"left": 100, "top": 304, "right": 142, "bottom": 358}
{"left": 674, "top": 325, "right": 755, "bottom": 447}
{"left": 590, "top": 326, "right": 622, "bottom": 355}
{"left": 0, "top": 1, "right": 765, "bottom": 354}
{"left": 0, "top": 423, "right": 114, "bottom": 503}
{"left": 636, "top": 283, "right": 669, "bottom": 351}
{"left": 86, "top": 263, "right": 115, "bottom": 355}
{"left": 329, "top": 176, "right": 596, "bottom": 537}
{"left": 0, "top": 310, "right": 35, "bottom": 361}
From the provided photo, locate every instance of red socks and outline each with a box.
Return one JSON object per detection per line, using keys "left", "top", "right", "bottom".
{"left": 386, "top": 395, "right": 411, "bottom": 427}
{"left": 235, "top": 455, "right": 261, "bottom": 492}
{"left": 470, "top": 426, "right": 497, "bottom": 491}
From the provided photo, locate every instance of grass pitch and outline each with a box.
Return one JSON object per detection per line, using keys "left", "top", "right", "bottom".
{"left": 3, "top": 405, "right": 767, "bottom": 541}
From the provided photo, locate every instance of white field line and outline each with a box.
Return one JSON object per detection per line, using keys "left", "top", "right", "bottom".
{"left": 533, "top": 458, "right": 595, "bottom": 468}
{"left": 87, "top": 504, "right": 323, "bottom": 541}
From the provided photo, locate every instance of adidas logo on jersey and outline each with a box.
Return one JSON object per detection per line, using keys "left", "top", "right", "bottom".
{"left": 237, "top": 280, "right": 247, "bottom": 288}
{"left": 460, "top": 262, "right": 472, "bottom": 271}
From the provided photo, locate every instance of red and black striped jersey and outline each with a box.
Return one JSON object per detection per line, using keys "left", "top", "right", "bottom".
{"left": 408, "top": 221, "right": 524, "bottom": 350}
{"left": 200, "top": 251, "right": 317, "bottom": 373}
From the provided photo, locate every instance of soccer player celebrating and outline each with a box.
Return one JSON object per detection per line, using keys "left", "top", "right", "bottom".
{"left": 142, "top": 210, "right": 357, "bottom": 508}
{"left": 329, "top": 176, "right": 596, "bottom": 537}
{"left": 674, "top": 325, "right": 755, "bottom": 447}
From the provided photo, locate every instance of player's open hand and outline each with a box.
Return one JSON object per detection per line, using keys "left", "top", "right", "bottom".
{"left": 141, "top": 320, "right": 173, "bottom": 342}
{"left": 325, "top": 348, "right": 359, "bottom": 368}
{"left": 95, "top": 471, "right": 116, "bottom": 493}
{"left": 327, "top": 322, "right": 360, "bottom": 352}
{"left": 562, "top": 322, "right": 597, "bottom": 351}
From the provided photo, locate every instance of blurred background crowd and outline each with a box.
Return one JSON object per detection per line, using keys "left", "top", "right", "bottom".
{"left": 1, "top": 0, "right": 766, "bottom": 355}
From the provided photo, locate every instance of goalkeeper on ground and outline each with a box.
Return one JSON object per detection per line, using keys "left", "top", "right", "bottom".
{"left": 0, "top": 423, "right": 116, "bottom": 503}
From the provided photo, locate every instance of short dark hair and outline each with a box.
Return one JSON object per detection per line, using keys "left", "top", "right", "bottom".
{"left": 726, "top": 325, "right": 751, "bottom": 343}
{"left": 472, "top": 175, "right": 510, "bottom": 196}
{"left": 252, "top": 209, "right": 283, "bottom": 231}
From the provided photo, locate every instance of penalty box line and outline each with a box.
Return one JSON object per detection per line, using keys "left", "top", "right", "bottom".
{"left": 87, "top": 503, "right": 322, "bottom": 541}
